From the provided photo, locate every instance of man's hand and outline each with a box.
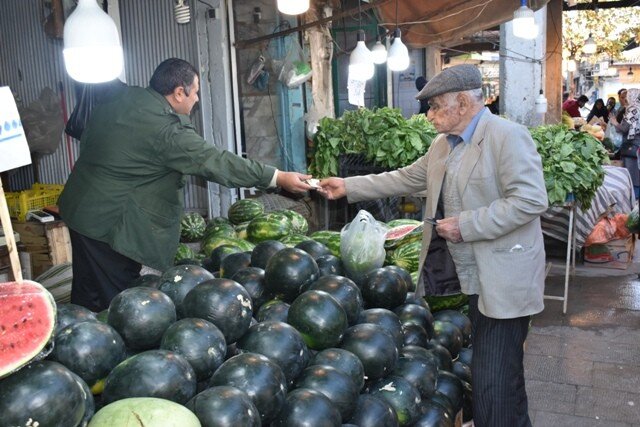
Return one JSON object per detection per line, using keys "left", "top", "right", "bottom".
{"left": 277, "top": 171, "right": 313, "bottom": 193}
{"left": 435, "top": 216, "right": 463, "bottom": 243}
{"left": 318, "top": 177, "right": 347, "bottom": 200}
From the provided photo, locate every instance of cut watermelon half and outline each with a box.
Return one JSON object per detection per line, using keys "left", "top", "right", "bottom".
{"left": 0, "top": 280, "right": 56, "bottom": 378}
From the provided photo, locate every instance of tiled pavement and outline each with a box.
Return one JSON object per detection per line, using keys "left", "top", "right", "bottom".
{"left": 525, "top": 263, "right": 640, "bottom": 426}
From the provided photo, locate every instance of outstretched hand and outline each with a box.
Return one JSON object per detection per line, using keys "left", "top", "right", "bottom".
{"left": 317, "top": 177, "right": 347, "bottom": 200}
{"left": 276, "top": 171, "right": 313, "bottom": 193}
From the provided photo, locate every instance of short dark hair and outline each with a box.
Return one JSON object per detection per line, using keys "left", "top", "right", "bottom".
{"left": 577, "top": 95, "right": 589, "bottom": 103}
{"left": 149, "top": 58, "right": 198, "bottom": 96}
{"left": 618, "top": 88, "right": 627, "bottom": 96}
{"left": 415, "top": 76, "right": 427, "bottom": 91}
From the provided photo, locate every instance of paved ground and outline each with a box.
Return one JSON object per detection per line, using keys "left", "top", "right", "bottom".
{"left": 525, "top": 259, "right": 640, "bottom": 426}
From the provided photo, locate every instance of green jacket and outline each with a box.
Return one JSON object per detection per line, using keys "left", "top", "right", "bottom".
{"left": 59, "top": 86, "right": 275, "bottom": 271}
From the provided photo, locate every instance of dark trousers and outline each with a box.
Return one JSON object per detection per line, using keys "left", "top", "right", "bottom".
{"left": 69, "top": 228, "right": 141, "bottom": 312}
{"left": 469, "top": 295, "right": 532, "bottom": 427}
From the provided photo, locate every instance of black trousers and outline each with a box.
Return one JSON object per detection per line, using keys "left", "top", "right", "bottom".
{"left": 69, "top": 228, "right": 141, "bottom": 312}
{"left": 469, "top": 294, "right": 532, "bottom": 427}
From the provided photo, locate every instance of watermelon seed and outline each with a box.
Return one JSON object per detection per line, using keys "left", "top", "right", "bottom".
{"left": 1, "top": 325, "right": 5, "bottom": 332}
{"left": 13, "top": 323, "right": 18, "bottom": 329}
{"left": 27, "top": 302, "right": 33, "bottom": 308}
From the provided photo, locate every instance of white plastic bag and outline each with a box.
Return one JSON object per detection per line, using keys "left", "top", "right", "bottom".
{"left": 340, "top": 210, "right": 388, "bottom": 285}
{"left": 605, "top": 124, "right": 623, "bottom": 149}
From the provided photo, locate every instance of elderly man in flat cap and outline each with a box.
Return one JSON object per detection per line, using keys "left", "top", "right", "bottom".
{"left": 320, "top": 64, "right": 547, "bottom": 426}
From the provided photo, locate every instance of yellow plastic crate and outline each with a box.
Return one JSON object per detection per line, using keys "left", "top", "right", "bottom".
{"left": 5, "top": 183, "right": 63, "bottom": 221}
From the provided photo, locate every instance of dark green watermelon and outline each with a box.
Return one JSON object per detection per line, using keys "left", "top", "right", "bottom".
{"left": 370, "top": 375, "right": 422, "bottom": 426}
{"left": 394, "top": 303, "right": 434, "bottom": 339}
{"left": 339, "top": 323, "right": 398, "bottom": 381}
{"left": 307, "top": 275, "right": 363, "bottom": 325}
{"left": 236, "top": 320, "right": 310, "bottom": 384}
{"left": 102, "top": 350, "right": 196, "bottom": 405}
{"left": 55, "top": 303, "right": 98, "bottom": 335}
{"left": 0, "top": 361, "right": 86, "bottom": 427}
{"left": 287, "top": 290, "right": 348, "bottom": 350}
{"left": 462, "top": 380, "right": 473, "bottom": 422}
{"left": 458, "top": 347, "right": 472, "bottom": 366}
{"left": 205, "top": 244, "right": 243, "bottom": 272}
{"left": 316, "top": 254, "right": 344, "bottom": 277}
{"left": 293, "top": 364, "right": 359, "bottom": 421}
{"left": 107, "top": 287, "right": 177, "bottom": 350}
{"left": 185, "top": 386, "right": 261, "bottom": 427}
{"left": 415, "top": 400, "right": 454, "bottom": 427}
{"left": 50, "top": 321, "right": 126, "bottom": 392}
{"left": 158, "top": 265, "right": 215, "bottom": 318}
{"left": 452, "top": 360, "right": 472, "bottom": 385}
{"left": 405, "top": 292, "right": 430, "bottom": 309}
{"left": 429, "top": 393, "right": 457, "bottom": 422}
{"left": 385, "top": 265, "right": 415, "bottom": 292}
{"left": 357, "top": 308, "right": 404, "bottom": 349}
{"left": 251, "top": 240, "right": 287, "bottom": 269}
{"left": 182, "top": 278, "right": 253, "bottom": 344}
{"left": 68, "top": 370, "right": 95, "bottom": 427}
{"left": 393, "top": 356, "right": 438, "bottom": 398}
{"left": 129, "top": 274, "right": 162, "bottom": 289}
{"left": 362, "top": 267, "right": 407, "bottom": 310}
{"left": 434, "top": 371, "right": 464, "bottom": 414}
{"left": 220, "top": 252, "right": 252, "bottom": 278}
{"left": 423, "top": 341, "right": 453, "bottom": 371}
{"left": 433, "top": 310, "right": 472, "bottom": 347}
{"left": 209, "top": 352, "right": 287, "bottom": 424}
{"left": 431, "top": 320, "right": 464, "bottom": 358}
{"left": 401, "top": 323, "right": 429, "bottom": 347}
{"left": 256, "top": 299, "right": 290, "bottom": 323}
{"left": 347, "top": 393, "right": 399, "bottom": 427}
{"left": 271, "top": 388, "right": 341, "bottom": 427}
{"left": 399, "top": 346, "right": 442, "bottom": 371}
{"left": 160, "top": 318, "right": 227, "bottom": 382}
{"left": 264, "top": 248, "right": 319, "bottom": 302}
{"left": 295, "top": 240, "right": 332, "bottom": 259}
{"left": 231, "top": 267, "right": 270, "bottom": 311}
{"left": 228, "top": 199, "right": 265, "bottom": 225}
{"left": 310, "top": 348, "right": 365, "bottom": 391}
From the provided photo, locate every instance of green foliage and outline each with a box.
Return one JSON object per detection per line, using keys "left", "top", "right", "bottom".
{"left": 530, "top": 125, "right": 609, "bottom": 209}
{"left": 309, "top": 107, "right": 438, "bottom": 178}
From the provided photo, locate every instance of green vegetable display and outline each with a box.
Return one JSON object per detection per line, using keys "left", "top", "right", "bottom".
{"left": 530, "top": 125, "right": 608, "bottom": 208}
{"left": 309, "top": 107, "right": 437, "bottom": 178}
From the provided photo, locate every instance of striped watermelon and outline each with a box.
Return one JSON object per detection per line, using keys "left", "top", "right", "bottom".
{"left": 234, "top": 221, "right": 250, "bottom": 240}
{"left": 204, "top": 222, "right": 237, "bottom": 240}
{"left": 202, "top": 236, "right": 255, "bottom": 256}
{"left": 247, "top": 215, "right": 293, "bottom": 243}
{"left": 384, "top": 224, "right": 422, "bottom": 249}
{"left": 280, "top": 233, "right": 313, "bottom": 247}
{"left": 175, "top": 243, "right": 195, "bottom": 264}
{"left": 386, "top": 219, "right": 422, "bottom": 228}
{"left": 278, "top": 210, "right": 309, "bottom": 234}
{"left": 310, "top": 231, "right": 341, "bottom": 257}
{"left": 389, "top": 241, "right": 421, "bottom": 272}
{"left": 180, "top": 212, "right": 206, "bottom": 242}
{"left": 228, "top": 199, "right": 264, "bottom": 225}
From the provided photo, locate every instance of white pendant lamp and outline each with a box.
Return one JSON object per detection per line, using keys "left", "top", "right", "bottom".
{"left": 583, "top": 34, "right": 597, "bottom": 55}
{"left": 349, "top": 30, "right": 375, "bottom": 81}
{"left": 277, "top": 0, "right": 309, "bottom": 16}
{"left": 567, "top": 59, "right": 577, "bottom": 72}
{"left": 371, "top": 36, "right": 388, "bottom": 65}
{"left": 63, "top": 0, "right": 123, "bottom": 83}
{"left": 387, "top": 28, "right": 410, "bottom": 72}
{"left": 512, "top": 0, "right": 538, "bottom": 39}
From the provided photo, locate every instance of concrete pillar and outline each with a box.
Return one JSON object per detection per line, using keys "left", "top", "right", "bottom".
{"left": 545, "top": 0, "right": 563, "bottom": 124}
{"left": 499, "top": 6, "right": 547, "bottom": 126}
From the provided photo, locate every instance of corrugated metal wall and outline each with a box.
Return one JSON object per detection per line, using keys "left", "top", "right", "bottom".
{"left": 0, "top": 0, "right": 209, "bottom": 212}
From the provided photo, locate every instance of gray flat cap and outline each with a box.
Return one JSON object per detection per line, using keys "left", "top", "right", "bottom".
{"left": 415, "top": 64, "right": 482, "bottom": 100}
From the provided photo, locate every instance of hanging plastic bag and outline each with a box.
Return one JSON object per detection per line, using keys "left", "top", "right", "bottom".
{"left": 340, "top": 210, "right": 388, "bottom": 285}
{"left": 277, "top": 39, "right": 312, "bottom": 88}
{"left": 604, "top": 124, "right": 623, "bottom": 149}
{"left": 65, "top": 79, "right": 125, "bottom": 140}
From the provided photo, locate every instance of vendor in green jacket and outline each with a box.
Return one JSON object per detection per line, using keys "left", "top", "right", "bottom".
{"left": 58, "top": 58, "right": 313, "bottom": 312}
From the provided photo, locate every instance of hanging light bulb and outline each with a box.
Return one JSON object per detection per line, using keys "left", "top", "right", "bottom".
{"left": 628, "top": 67, "right": 634, "bottom": 76}
{"left": 371, "top": 35, "right": 388, "bottom": 65}
{"left": 277, "top": 0, "right": 309, "bottom": 16}
{"left": 63, "top": 0, "right": 123, "bottom": 83}
{"left": 387, "top": 28, "right": 410, "bottom": 72}
{"left": 583, "top": 34, "right": 597, "bottom": 55}
{"left": 512, "top": 0, "right": 538, "bottom": 39}
{"left": 349, "top": 30, "right": 374, "bottom": 81}
{"left": 567, "top": 59, "right": 577, "bottom": 72}
{"left": 535, "top": 89, "right": 548, "bottom": 114}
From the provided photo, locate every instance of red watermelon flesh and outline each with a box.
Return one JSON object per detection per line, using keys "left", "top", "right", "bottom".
{"left": 0, "top": 280, "right": 56, "bottom": 378}
{"left": 385, "top": 224, "right": 420, "bottom": 240}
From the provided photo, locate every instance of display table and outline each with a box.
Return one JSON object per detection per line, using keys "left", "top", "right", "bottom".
{"left": 541, "top": 166, "right": 635, "bottom": 313}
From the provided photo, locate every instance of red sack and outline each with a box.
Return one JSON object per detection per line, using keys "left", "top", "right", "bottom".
{"left": 585, "top": 213, "right": 631, "bottom": 246}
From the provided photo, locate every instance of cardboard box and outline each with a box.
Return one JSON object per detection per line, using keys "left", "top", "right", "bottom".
{"left": 584, "top": 235, "right": 635, "bottom": 270}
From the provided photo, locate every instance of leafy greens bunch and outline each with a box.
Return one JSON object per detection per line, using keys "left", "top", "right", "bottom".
{"left": 530, "top": 124, "right": 608, "bottom": 209}
{"left": 309, "top": 107, "right": 437, "bottom": 178}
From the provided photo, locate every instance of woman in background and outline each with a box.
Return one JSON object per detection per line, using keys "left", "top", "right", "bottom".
{"left": 587, "top": 98, "right": 609, "bottom": 124}
{"left": 610, "top": 88, "right": 640, "bottom": 198}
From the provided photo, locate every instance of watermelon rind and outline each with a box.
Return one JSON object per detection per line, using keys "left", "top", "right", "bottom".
{"left": 0, "top": 280, "right": 56, "bottom": 378}
{"left": 180, "top": 212, "right": 207, "bottom": 242}
{"left": 228, "top": 199, "right": 265, "bottom": 225}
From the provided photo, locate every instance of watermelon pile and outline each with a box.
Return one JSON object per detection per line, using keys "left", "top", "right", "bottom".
{"left": 0, "top": 204, "right": 475, "bottom": 426}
